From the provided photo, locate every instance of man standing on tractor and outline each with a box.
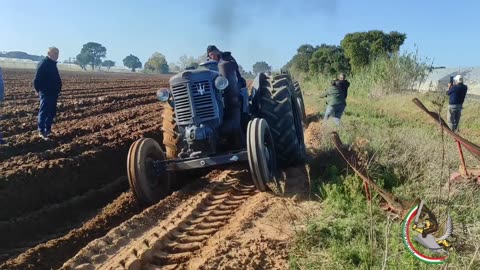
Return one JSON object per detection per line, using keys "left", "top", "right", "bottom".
{"left": 446, "top": 74, "right": 468, "bottom": 132}
{"left": 207, "top": 45, "right": 247, "bottom": 89}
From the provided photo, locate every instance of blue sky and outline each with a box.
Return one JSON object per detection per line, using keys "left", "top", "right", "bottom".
{"left": 1, "top": 0, "right": 478, "bottom": 71}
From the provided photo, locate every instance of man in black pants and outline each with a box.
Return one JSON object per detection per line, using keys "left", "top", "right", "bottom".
{"left": 33, "top": 47, "right": 62, "bottom": 139}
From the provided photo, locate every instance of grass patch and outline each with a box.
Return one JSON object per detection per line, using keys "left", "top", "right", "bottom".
{"left": 290, "top": 80, "right": 480, "bottom": 269}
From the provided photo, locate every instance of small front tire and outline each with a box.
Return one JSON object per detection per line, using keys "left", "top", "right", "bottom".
{"left": 127, "top": 138, "right": 172, "bottom": 205}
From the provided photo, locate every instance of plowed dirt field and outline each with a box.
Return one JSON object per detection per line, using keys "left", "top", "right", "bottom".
{"left": 0, "top": 69, "right": 322, "bottom": 270}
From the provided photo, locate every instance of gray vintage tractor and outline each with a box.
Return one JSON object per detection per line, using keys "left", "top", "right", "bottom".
{"left": 127, "top": 58, "right": 306, "bottom": 205}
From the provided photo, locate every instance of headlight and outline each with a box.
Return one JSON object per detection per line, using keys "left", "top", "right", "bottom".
{"left": 156, "top": 88, "right": 170, "bottom": 102}
{"left": 215, "top": 76, "right": 229, "bottom": 90}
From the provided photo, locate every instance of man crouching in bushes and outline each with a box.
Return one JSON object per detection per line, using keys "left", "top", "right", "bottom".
{"left": 320, "top": 80, "right": 347, "bottom": 125}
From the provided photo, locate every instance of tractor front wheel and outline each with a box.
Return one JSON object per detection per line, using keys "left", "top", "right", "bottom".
{"left": 127, "top": 138, "right": 173, "bottom": 205}
{"left": 247, "top": 118, "right": 277, "bottom": 191}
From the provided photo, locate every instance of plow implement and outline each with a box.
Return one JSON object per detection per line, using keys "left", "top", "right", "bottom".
{"left": 330, "top": 132, "right": 455, "bottom": 254}
{"left": 412, "top": 98, "right": 480, "bottom": 183}
{"left": 330, "top": 132, "right": 415, "bottom": 218}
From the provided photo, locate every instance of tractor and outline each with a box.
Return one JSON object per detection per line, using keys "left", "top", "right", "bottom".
{"left": 127, "top": 57, "right": 306, "bottom": 205}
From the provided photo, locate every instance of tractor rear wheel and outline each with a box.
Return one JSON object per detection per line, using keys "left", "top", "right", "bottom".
{"left": 162, "top": 104, "right": 185, "bottom": 159}
{"left": 127, "top": 138, "right": 173, "bottom": 205}
{"left": 247, "top": 118, "right": 277, "bottom": 191}
{"left": 257, "top": 74, "right": 306, "bottom": 167}
{"left": 293, "top": 81, "right": 306, "bottom": 121}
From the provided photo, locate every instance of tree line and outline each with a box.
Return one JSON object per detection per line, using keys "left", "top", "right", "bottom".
{"left": 283, "top": 30, "right": 407, "bottom": 76}
{"left": 71, "top": 42, "right": 273, "bottom": 75}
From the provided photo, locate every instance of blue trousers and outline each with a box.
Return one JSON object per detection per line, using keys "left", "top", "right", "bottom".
{"left": 447, "top": 104, "right": 462, "bottom": 132}
{"left": 324, "top": 104, "right": 346, "bottom": 125}
{"left": 38, "top": 94, "right": 58, "bottom": 133}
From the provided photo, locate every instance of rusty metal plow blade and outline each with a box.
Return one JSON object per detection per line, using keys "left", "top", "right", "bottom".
{"left": 412, "top": 98, "right": 480, "bottom": 161}
{"left": 413, "top": 98, "right": 480, "bottom": 182}
{"left": 330, "top": 132, "right": 415, "bottom": 218}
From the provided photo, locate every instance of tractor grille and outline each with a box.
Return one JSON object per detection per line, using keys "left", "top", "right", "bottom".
{"left": 171, "top": 80, "right": 216, "bottom": 125}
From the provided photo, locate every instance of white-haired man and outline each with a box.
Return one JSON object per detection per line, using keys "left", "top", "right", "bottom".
{"left": 33, "top": 47, "right": 62, "bottom": 139}
{"left": 446, "top": 74, "right": 468, "bottom": 132}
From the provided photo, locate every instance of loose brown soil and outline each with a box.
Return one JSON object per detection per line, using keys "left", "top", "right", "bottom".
{"left": 1, "top": 70, "right": 323, "bottom": 270}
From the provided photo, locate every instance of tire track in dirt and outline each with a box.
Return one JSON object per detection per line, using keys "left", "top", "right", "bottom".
{"left": 0, "top": 169, "right": 218, "bottom": 270}
{"left": 0, "top": 191, "right": 141, "bottom": 270}
{"left": 0, "top": 177, "right": 128, "bottom": 260}
{"left": 59, "top": 171, "right": 255, "bottom": 270}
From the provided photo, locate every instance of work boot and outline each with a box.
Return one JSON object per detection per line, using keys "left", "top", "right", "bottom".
{"left": 38, "top": 131, "right": 49, "bottom": 140}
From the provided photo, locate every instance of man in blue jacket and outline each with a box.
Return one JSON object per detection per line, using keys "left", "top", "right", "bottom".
{"left": 34, "top": 47, "right": 62, "bottom": 139}
{"left": 446, "top": 74, "right": 468, "bottom": 132}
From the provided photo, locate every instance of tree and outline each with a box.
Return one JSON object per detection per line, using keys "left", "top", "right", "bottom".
{"left": 78, "top": 42, "right": 107, "bottom": 70}
{"left": 196, "top": 53, "right": 208, "bottom": 64}
{"left": 252, "top": 61, "right": 272, "bottom": 75}
{"left": 102, "top": 60, "right": 115, "bottom": 71}
{"left": 283, "top": 44, "right": 318, "bottom": 72}
{"left": 308, "top": 44, "right": 350, "bottom": 76}
{"left": 75, "top": 53, "right": 89, "bottom": 71}
{"left": 340, "top": 30, "right": 406, "bottom": 72}
{"left": 238, "top": 65, "right": 254, "bottom": 79}
{"left": 178, "top": 55, "right": 198, "bottom": 70}
{"left": 123, "top": 54, "right": 142, "bottom": 72}
{"left": 169, "top": 62, "right": 181, "bottom": 73}
{"left": 144, "top": 52, "right": 169, "bottom": 74}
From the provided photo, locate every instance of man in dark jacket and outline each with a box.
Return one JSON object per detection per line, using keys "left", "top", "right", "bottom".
{"left": 207, "top": 45, "right": 247, "bottom": 88}
{"left": 320, "top": 80, "right": 347, "bottom": 125}
{"left": 446, "top": 74, "right": 468, "bottom": 132}
{"left": 335, "top": 73, "right": 350, "bottom": 99}
{"left": 34, "top": 47, "right": 62, "bottom": 139}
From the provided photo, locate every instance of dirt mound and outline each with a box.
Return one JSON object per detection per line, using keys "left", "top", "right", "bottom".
{"left": 1, "top": 190, "right": 140, "bottom": 270}
{"left": 190, "top": 176, "right": 321, "bottom": 269}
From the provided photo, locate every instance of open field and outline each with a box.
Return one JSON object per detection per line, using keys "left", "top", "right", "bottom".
{"left": 0, "top": 69, "right": 170, "bottom": 262}
{"left": 1, "top": 67, "right": 478, "bottom": 269}
{"left": 0, "top": 69, "right": 319, "bottom": 270}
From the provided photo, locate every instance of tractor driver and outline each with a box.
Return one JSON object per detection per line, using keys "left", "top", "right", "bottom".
{"left": 207, "top": 45, "right": 245, "bottom": 148}
{"left": 207, "top": 45, "right": 247, "bottom": 89}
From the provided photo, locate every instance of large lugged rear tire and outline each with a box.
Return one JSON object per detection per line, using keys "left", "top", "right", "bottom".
{"left": 247, "top": 118, "right": 277, "bottom": 191}
{"left": 162, "top": 104, "right": 185, "bottom": 159}
{"left": 127, "top": 138, "right": 172, "bottom": 205}
{"left": 256, "top": 74, "right": 306, "bottom": 167}
{"left": 293, "top": 81, "right": 306, "bottom": 121}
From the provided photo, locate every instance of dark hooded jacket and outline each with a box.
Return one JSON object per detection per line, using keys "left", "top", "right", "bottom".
{"left": 33, "top": 57, "right": 62, "bottom": 96}
{"left": 447, "top": 83, "right": 468, "bottom": 105}
{"left": 220, "top": 52, "right": 247, "bottom": 88}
